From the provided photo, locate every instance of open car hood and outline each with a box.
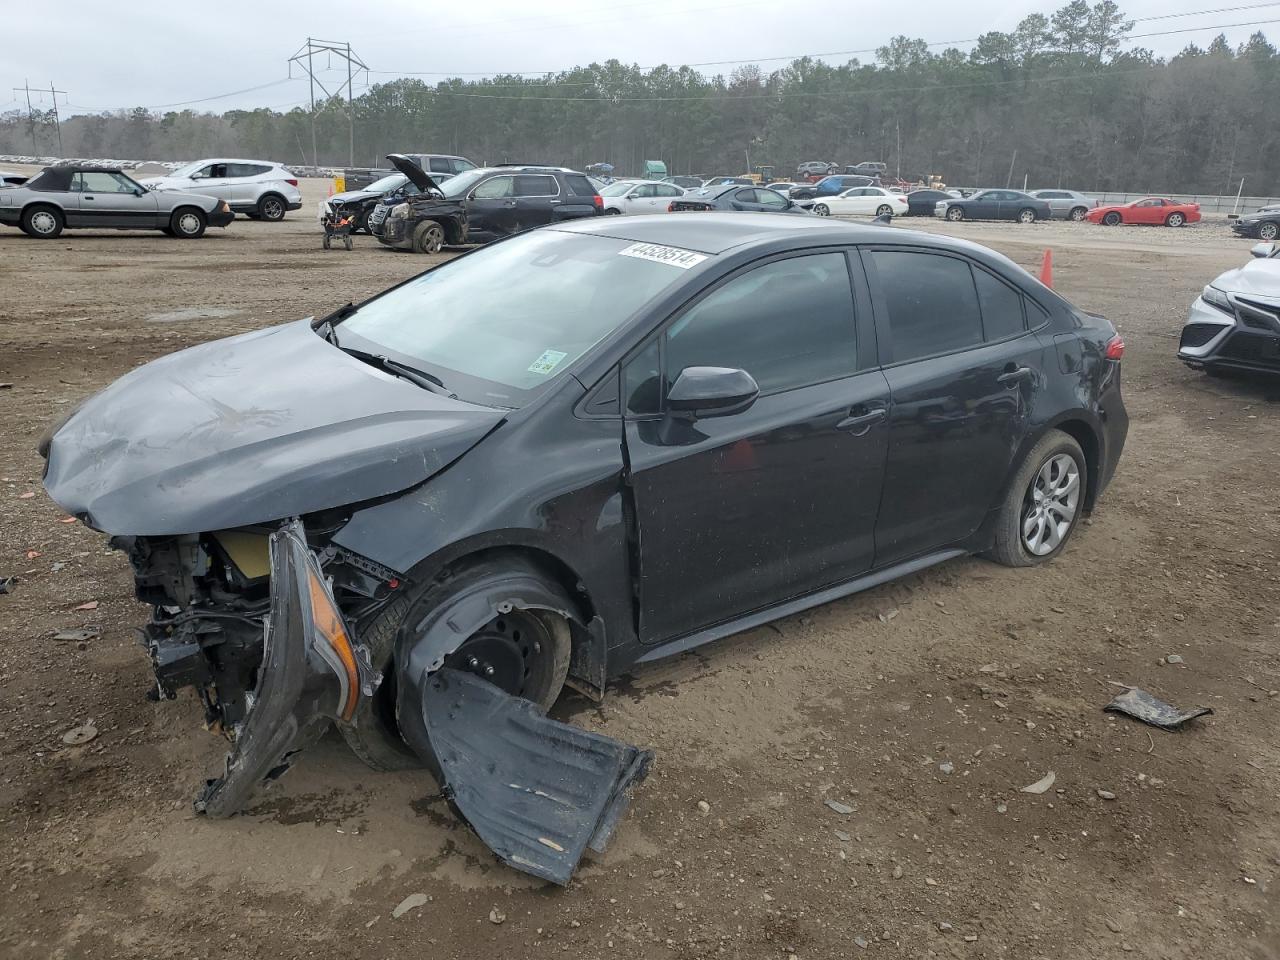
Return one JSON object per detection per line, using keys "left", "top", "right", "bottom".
{"left": 42, "top": 319, "right": 503, "bottom": 536}
{"left": 386, "top": 154, "right": 442, "bottom": 193}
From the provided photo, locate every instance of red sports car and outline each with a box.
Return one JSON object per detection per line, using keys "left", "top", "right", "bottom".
{"left": 1087, "top": 197, "right": 1201, "bottom": 227}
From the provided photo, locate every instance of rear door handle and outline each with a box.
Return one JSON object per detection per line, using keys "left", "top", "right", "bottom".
{"left": 837, "top": 407, "right": 887, "bottom": 435}
{"left": 549, "top": 200, "right": 562, "bottom": 205}
{"left": 997, "top": 366, "right": 1033, "bottom": 386}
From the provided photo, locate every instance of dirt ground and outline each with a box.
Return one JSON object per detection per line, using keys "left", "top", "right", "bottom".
{"left": 1, "top": 174, "right": 1277, "bottom": 960}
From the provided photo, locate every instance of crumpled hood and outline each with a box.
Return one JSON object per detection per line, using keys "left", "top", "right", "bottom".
{"left": 43, "top": 319, "right": 504, "bottom": 535}
{"left": 1215, "top": 257, "right": 1280, "bottom": 299}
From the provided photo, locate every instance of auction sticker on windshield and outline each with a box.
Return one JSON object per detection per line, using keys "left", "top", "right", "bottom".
{"left": 528, "top": 349, "right": 569, "bottom": 375}
{"left": 618, "top": 242, "right": 709, "bottom": 269}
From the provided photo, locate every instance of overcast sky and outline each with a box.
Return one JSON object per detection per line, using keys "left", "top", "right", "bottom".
{"left": 5, "top": 0, "right": 1277, "bottom": 117}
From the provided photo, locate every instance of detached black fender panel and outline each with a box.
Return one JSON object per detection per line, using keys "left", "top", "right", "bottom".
{"left": 421, "top": 669, "right": 652, "bottom": 885}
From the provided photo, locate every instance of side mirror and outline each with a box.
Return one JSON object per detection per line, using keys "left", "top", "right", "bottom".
{"left": 134, "top": 186, "right": 146, "bottom": 196}
{"left": 1250, "top": 241, "right": 1276, "bottom": 259}
{"left": 667, "top": 366, "right": 759, "bottom": 419}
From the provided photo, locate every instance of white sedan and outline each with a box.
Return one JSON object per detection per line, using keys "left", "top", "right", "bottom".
{"left": 810, "top": 187, "right": 909, "bottom": 218}
{"left": 599, "top": 179, "right": 687, "bottom": 215}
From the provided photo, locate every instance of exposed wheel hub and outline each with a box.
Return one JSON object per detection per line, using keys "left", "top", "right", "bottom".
{"left": 444, "top": 611, "right": 547, "bottom": 698}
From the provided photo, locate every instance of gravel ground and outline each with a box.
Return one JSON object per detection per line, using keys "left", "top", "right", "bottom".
{"left": 0, "top": 174, "right": 1277, "bottom": 960}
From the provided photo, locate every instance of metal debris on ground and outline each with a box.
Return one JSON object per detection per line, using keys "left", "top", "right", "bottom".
{"left": 52, "top": 627, "right": 100, "bottom": 643}
{"left": 0, "top": 576, "right": 15, "bottom": 594}
{"left": 1104, "top": 687, "right": 1213, "bottom": 730}
{"left": 824, "top": 799, "right": 855, "bottom": 815}
{"left": 391, "top": 893, "right": 429, "bottom": 919}
{"left": 62, "top": 723, "right": 98, "bottom": 745}
{"left": 1020, "top": 771, "right": 1056, "bottom": 794}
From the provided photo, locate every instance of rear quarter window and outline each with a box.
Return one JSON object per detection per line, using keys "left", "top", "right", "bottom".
{"left": 565, "top": 175, "right": 598, "bottom": 197}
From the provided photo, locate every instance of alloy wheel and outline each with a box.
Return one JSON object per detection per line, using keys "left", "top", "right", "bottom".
{"left": 1260, "top": 222, "right": 1278, "bottom": 242}
{"left": 1070, "top": 207, "right": 1087, "bottom": 221}
{"left": 946, "top": 207, "right": 963, "bottom": 221}
{"left": 1018, "top": 209, "right": 1036, "bottom": 223}
{"left": 1168, "top": 213, "right": 1185, "bottom": 227}
{"left": 30, "top": 210, "right": 58, "bottom": 235}
{"left": 815, "top": 204, "right": 829, "bottom": 216}
{"left": 262, "top": 197, "right": 285, "bottom": 220}
{"left": 1022, "top": 453, "right": 1080, "bottom": 556}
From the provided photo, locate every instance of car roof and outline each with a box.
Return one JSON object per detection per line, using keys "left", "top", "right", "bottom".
{"left": 550, "top": 211, "right": 1007, "bottom": 257}
{"left": 182, "top": 158, "right": 282, "bottom": 166}
{"left": 53, "top": 164, "right": 125, "bottom": 174}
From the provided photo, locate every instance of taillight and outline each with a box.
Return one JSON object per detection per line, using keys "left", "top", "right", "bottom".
{"left": 286, "top": 178, "right": 299, "bottom": 187}
{"left": 1105, "top": 335, "right": 1125, "bottom": 360}
{"left": 593, "top": 195, "right": 603, "bottom": 209}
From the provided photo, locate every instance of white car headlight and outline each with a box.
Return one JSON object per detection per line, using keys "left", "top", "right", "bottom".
{"left": 389, "top": 203, "right": 410, "bottom": 220}
{"left": 1201, "top": 285, "right": 1233, "bottom": 314}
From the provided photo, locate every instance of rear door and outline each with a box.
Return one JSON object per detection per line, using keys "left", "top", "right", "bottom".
{"left": 512, "top": 174, "right": 560, "bottom": 230}
{"left": 225, "top": 162, "right": 267, "bottom": 205}
{"left": 467, "top": 174, "right": 517, "bottom": 236}
{"left": 624, "top": 249, "right": 890, "bottom": 643}
{"left": 73, "top": 171, "right": 161, "bottom": 228}
{"left": 863, "top": 246, "right": 1047, "bottom": 565}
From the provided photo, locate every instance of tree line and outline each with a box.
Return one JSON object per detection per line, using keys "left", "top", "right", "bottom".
{"left": 3, "top": 1, "right": 1277, "bottom": 195}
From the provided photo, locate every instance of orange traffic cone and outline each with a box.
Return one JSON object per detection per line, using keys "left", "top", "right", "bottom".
{"left": 1039, "top": 249, "right": 1053, "bottom": 288}
{"left": 327, "top": 180, "right": 335, "bottom": 197}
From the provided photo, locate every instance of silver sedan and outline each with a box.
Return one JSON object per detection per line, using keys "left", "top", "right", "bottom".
{"left": 1029, "top": 189, "right": 1099, "bottom": 221}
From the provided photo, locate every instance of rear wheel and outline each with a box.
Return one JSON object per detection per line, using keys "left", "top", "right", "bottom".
{"left": 875, "top": 204, "right": 893, "bottom": 217}
{"left": 1017, "top": 207, "right": 1037, "bottom": 224}
{"left": 170, "top": 207, "right": 206, "bottom": 239}
{"left": 22, "top": 205, "right": 63, "bottom": 239}
{"left": 604, "top": 208, "right": 622, "bottom": 216}
{"left": 257, "top": 193, "right": 287, "bottom": 221}
{"left": 1069, "top": 206, "right": 1089, "bottom": 222}
{"left": 1103, "top": 211, "right": 1122, "bottom": 226}
{"left": 1260, "top": 222, "right": 1279, "bottom": 242}
{"left": 986, "top": 430, "right": 1087, "bottom": 567}
{"left": 343, "top": 234, "right": 353, "bottom": 251}
{"left": 338, "top": 564, "right": 572, "bottom": 772}
{"left": 1165, "top": 211, "right": 1186, "bottom": 227}
{"left": 412, "top": 220, "right": 445, "bottom": 254}
{"left": 946, "top": 205, "right": 965, "bottom": 222}
{"left": 814, "top": 203, "right": 830, "bottom": 217}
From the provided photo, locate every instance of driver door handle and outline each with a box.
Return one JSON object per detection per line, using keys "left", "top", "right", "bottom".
{"left": 997, "top": 365, "right": 1033, "bottom": 387}
{"left": 837, "top": 407, "right": 887, "bottom": 435}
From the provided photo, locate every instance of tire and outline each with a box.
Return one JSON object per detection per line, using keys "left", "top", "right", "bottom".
{"left": 604, "top": 208, "right": 622, "bottom": 215}
{"left": 343, "top": 234, "right": 352, "bottom": 251}
{"left": 814, "top": 203, "right": 830, "bottom": 217}
{"left": 1102, "top": 211, "right": 1122, "bottom": 226}
{"left": 875, "top": 204, "right": 893, "bottom": 217}
{"left": 257, "top": 193, "right": 287, "bottom": 222}
{"left": 170, "top": 207, "right": 206, "bottom": 239}
{"left": 1017, "top": 208, "right": 1037, "bottom": 224}
{"left": 322, "top": 234, "right": 331, "bottom": 250}
{"left": 985, "top": 429, "right": 1087, "bottom": 568}
{"left": 22, "top": 205, "right": 63, "bottom": 239}
{"left": 1165, "top": 212, "right": 1186, "bottom": 227}
{"left": 355, "top": 209, "right": 370, "bottom": 234}
{"left": 338, "top": 563, "right": 572, "bottom": 772}
{"left": 412, "top": 220, "right": 445, "bottom": 254}
{"left": 1069, "top": 206, "right": 1088, "bottom": 222}
{"left": 245, "top": 213, "right": 261, "bottom": 221}
{"left": 946, "top": 205, "right": 964, "bottom": 222}
{"left": 1260, "top": 222, "right": 1279, "bottom": 242}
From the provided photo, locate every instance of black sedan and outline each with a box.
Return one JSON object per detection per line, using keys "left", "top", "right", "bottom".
{"left": 41, "top": 214, "right": 1128, "bottom": 885}
{"left": 1232, "top": 206, "right": 1280, "bottom": 243}
{"left": 935, "top": 189, "right": 1052, "bottom": 223}
{"left": 904, "top": 188, "right": 953, "bottom": 216}
{"left": 670, "top": 183, "right": 807, "bottom": 213}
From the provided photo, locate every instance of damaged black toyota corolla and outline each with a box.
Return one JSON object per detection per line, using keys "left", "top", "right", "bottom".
{"left": 41, "top": 213, "right": 1127, "bottom": 884}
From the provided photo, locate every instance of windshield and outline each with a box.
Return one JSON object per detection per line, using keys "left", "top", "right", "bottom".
{"left": 367, "top": 173, "right": 408, "bottom": 193}
{"left": 601, "top": 181, "right": 639, "bottom": 197}
{"left": 440, "top": 169, "right": 490, "bottom": 199}
{"left": 167, "top": 161, "right": 205, "bottom": 179}
{"left": 337, "top": 230, "right": 705, "bottom": 406}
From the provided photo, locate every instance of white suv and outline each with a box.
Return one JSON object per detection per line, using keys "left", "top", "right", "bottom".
{"left": 143, "top": 159, "right": 303, "bottom": 221}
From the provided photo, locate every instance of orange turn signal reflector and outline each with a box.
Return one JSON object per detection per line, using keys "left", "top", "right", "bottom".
{"left": 307, "top": 566, "right": 360, "bottom": 722}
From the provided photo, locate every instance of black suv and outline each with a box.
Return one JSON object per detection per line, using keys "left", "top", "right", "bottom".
{"left": 371, "top": 158, "right": 602, "bottom": 251}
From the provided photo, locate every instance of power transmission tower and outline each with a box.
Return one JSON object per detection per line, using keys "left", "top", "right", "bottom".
{"left": 287, "top": 38, "right": 368, "bottom": 168}
{"left": 12, "top": 81, "right": 67, "bottom": 156}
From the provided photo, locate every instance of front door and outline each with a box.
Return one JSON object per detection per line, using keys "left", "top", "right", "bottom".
{"left": 862, "top": 246, "right": 1046, "bottom": 565}
{"left": 72, "top": 171, "right": 161, "bottom": 228}
{"left": 468, "top": 174, "right": 517, "bottom": 236}
{"left": 187, "top": 162, "right": 231, "bottom": 202}
{"left": 624, "top": 250, "right": 890, "bottom": 643}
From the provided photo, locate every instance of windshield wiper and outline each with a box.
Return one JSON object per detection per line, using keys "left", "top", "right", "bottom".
{"left": 335, "top": 343, "right": 453, "bottom": 396}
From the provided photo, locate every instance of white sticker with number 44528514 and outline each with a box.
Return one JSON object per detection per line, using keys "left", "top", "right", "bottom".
{"left": 618, "top": 242, "right": 709, "bottom": 269}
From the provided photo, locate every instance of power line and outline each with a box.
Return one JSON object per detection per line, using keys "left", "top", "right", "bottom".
{"left": 288, "top": 38, "right": 368, "bottom": 167}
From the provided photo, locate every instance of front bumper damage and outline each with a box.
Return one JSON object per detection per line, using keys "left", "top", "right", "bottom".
{"left": 136, "top": 519, "right": 650, "bottom": 883}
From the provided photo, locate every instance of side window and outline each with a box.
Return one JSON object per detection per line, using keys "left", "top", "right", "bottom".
{"left": 565, "top": 175, "right": 597, "bottom": 197}
{"left": 664, "top": 253, "right": 857, "bottom": 395}
{"left": 973, "top": 268, "right": 1026, "bottom": 341}
{"left": 453, "top": 159, "right": 477, "bottom": 173}
{"left": 76, "top": 171, "right": 133, "bottom": 193}
{"left": 428, "top": 158, "right": 452, "bottom": 173}
{"left": 656, "top": 184, "right": 683, "bottom": 198}
{"left": 625, "top": 339, "right": 662, "bottom": 416}
{"left": 631, "top": 184, "right": 656, "bottom": 199}
{"left": 472, "top": 176, "right": 514, "bottom": 199}
{"left": 756, "top": 189, "right": 787, "bottom": 208}
{"left": 871, "top": 250, "right": 983, "bottom": 363}
{"left": 732, "top": 189, "right": 756, "bottom": 204}
{"left": 514, "top": 175, "right": 558, "bottom": 197}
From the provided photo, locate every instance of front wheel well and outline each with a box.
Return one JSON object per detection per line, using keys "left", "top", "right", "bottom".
{"left": 1051, "top": 419, "right": 1100, "bottom": 512}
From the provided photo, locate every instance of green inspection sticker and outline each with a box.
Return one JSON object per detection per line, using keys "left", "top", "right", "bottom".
{"left": 528, "top": 349, "right": 568, "bottom": 375}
